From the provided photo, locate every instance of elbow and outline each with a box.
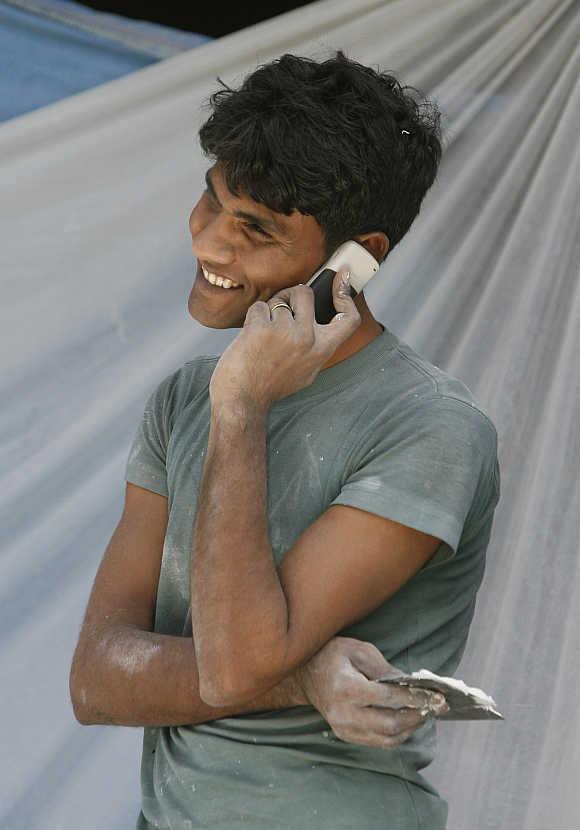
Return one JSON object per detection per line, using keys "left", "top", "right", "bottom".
{"left": 71, "top": 701, "right": 93, "bottom": 726}
{"left": 198, "top": 672, "right": 256, "bottom": 708}
{"left": 69, "top": 658, "right": 102, "bottom": 725}
{"left": 195, "top": 632, "right": 293, "bottom": 707}
{"left": 197, "top": 659, "right": 280, "bottom": 708}
{"left": 70, "top": 682, "right": 104, "bottom": 725}
{"left": 69, "top": 670, "right": 93, "bottom": 725}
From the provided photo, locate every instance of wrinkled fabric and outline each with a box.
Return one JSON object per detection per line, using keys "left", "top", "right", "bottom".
{"left": 1, "top": 1, "right": 579, "bottom": 828}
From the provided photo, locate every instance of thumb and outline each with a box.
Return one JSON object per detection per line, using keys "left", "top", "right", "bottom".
{"left": 328, "top": 269, "right": 360, "bottom": 329}
{"left": 350, "top": 642, "right": 404, "bottom": 682}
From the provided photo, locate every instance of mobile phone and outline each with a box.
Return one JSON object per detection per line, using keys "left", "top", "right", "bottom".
{"left": 307, "top": 240, "right": 380, "bottom": 324}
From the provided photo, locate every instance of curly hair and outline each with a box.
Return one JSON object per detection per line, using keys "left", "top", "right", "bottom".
{"left": 198, "top": 51, "right": 443, "bottom": 259}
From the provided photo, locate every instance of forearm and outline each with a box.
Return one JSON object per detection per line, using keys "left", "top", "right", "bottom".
{"left": 191, "top": 402, "right": 292, "bottom": 704}
{"left": 70, "top": 624, "right": 306, "bottom": 727}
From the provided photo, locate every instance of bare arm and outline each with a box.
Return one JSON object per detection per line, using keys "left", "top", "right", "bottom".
{"left": 70, "top": 483, "right": 446, "bottom": 737}
{"left": 71, "top": 622, "right": 306, "bottom": 727}
{"left": 191, "top": 404, "right": 439, "bottom": 707}
{"left": 191, "top": 281, "right": 442, "bottom": 706}
{"left": 69, "top": 483, "right": 304, "bottom": 726}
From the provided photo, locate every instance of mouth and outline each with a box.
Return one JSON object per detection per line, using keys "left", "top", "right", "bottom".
{"left": 199, "top": 262, "right": 243, "bottom": 290}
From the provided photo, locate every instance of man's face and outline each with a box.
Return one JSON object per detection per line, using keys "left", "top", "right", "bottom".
{"left": 187, "top": 164, "right": 329, "bottom": 328}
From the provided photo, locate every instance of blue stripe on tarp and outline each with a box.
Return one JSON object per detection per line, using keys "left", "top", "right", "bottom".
{"left": 0, "top": 0, "right": 211, "bottom": 122}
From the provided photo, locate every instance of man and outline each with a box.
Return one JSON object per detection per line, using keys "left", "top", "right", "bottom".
{"left": 70, "top": 52, "right": 499, "bottom": 828}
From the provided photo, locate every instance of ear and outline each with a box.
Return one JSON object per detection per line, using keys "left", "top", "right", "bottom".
{"left": 353, "top": 231, "right": 389, "bottom": 264}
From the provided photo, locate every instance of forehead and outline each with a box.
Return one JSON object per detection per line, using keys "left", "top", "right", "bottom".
{"left": 208, "top": 164, "right": 324, "bottom": 248}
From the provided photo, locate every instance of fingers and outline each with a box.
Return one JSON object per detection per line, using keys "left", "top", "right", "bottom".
{"left": 333, "top": 639, "right": 447, "bottom": 712}
{"left": 269, "top": 284, "right": 314, "bottom": 327}
{"left": 268, "top": 303, "right": 295, "bottom": 329}
{"left": 365, "top": 681, "right": 443, "bottom": 710}
{"left": 330, "top": 270, "right": 358, "bottom": 318}
{"left": 322, "top": 270, "right": 361, "bottom": 341}
{"left": 269, "top": 272, "right": 360, "bottom": 331}
{"left": 245, "top": 300, "right": 272, "bottom": 326}
{"left": 363, "top": 705, "right": 426, "bottom": 736}
{"left": 328, "top": 704, "right": 428, "bottom": 751}
{"left": 348, "top": 640, "right": 400, "bottom": 681}
{"left": 309, "top": 638, "right": 448, "bottom": 750}
{"left": 287, "top": 285, "right": 315, "bottom": 327}
{"left": 373, "top": 678, "right": 448, "bottom": 716}
{"left": 346, "top": 674, "right": 446, "bottom": 713}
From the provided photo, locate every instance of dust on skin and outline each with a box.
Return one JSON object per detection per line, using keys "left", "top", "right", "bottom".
{"left": 96, "top": 626, "right": 162, "bottom": 676}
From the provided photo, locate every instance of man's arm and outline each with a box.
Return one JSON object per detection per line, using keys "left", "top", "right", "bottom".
{"left": 70, "top": 483, "right": 444, "bottom": 737}
{"left": 71, "top": 623, "right": 306, "bottom": 727}
{"left": 69, "top": 483, "right": 304, "bottom": 726}
{"left": 191, "top": 279, "right": 442, "bottom": 706}
{"left": 191, "top": 406, "right": 440, "bottom": 708}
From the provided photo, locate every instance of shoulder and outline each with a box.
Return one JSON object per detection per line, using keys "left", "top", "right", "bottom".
{"left": 145, "top": 355, "right": 218, "bottom": 427}
{"left": 350, "top": 334, "right": 500, "bottom": 494}
{"left": 391, "top": 339, "right": 499, "bottom": 499}
{"left": 338, "top": 338, "right": 500, "bottom": 546}
{"left": 356, "top": 332, "right": 498, "bottom": 449}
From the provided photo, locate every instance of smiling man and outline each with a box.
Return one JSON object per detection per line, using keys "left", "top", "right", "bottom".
{"left": 70, "top": 52, "right": 500, "bottom": 829}
{"left": 189, "top": 163, "right": 386, "bottom": 366}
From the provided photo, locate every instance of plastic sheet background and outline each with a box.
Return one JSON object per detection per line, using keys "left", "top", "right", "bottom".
{"left": 1, "top": 1, "right": 579, "bottom": 827}
{"left": 1, "top": 0, "right": 210, "bottom": 121}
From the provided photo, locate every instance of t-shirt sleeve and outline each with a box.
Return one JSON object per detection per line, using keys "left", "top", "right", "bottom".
{"left": 124, "top": 370, "right": 180, "bottom": 497}
{"left": 330, "top": 396, "right": 499, "bottom": 555}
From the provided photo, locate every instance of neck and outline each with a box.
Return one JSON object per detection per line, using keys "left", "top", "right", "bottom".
{"left": 322, "top": 292, "right": 384, "bottom": 370}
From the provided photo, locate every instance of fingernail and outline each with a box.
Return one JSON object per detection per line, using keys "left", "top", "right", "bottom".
{"left": 431, "top": 694, "right": 445, "bottom": 707}
{"left": 341, "top": 270, "right": 351, "bottom": 289}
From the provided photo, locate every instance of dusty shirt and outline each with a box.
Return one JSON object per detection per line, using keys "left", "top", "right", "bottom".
{"left": 125, "top": 325, "right": 500, "bottom": 830}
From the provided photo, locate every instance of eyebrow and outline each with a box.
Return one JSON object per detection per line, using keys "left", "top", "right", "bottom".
{"left": 204, "top": 169, "right": 286, "bottom": 236}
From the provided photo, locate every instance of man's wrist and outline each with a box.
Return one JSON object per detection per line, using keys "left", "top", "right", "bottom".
{"left": 279, "top": 670, "right": 309, "bottom": 707}
{"left": 233, "top": 671, "right": 309, "bottom": 714}
{"left": 210, "top": 395, "right": 270, "bottom": 428}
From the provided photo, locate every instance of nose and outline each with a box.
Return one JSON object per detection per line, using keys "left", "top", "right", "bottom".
{"left": 189, "top": 209, "right": 235, "bottom": 269}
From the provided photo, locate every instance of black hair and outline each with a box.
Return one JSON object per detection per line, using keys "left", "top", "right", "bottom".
{"left": 198, "top": 51, "right": 443, "bottom": 259}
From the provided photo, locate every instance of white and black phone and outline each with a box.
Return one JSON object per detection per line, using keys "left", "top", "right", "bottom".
{"left": 307, "top": 240, "right": 380, "bottom": 324}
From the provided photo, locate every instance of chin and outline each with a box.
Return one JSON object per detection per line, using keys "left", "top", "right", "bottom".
{"left": 187, "top": 299, "right": 244, "bottom": 330}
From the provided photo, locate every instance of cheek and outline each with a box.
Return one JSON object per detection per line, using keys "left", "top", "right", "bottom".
{"left": 188, "top": 200, "right": 208, "bottom": 237}
{"left": 251, "top": 265, "right": 298, "bottom": 300}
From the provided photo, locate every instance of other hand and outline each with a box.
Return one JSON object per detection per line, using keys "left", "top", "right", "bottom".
{"left": 209, "top": 271, "right": 361, "bottom": 409}
{"left": 296, "top": 637, "right": 448, "bottom": 750}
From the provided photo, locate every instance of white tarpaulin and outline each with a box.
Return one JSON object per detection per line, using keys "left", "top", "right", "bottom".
{"left": 1, "top": 0, "right": 579, "bottom": 828}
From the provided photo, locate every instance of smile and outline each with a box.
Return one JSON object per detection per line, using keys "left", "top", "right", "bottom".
{"left": 201, "top": 264, "right": 241, "bottom": 289}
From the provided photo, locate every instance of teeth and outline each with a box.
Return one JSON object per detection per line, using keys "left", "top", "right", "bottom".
{"left": 201, "top": 265, "right": 239, "bottom": 288}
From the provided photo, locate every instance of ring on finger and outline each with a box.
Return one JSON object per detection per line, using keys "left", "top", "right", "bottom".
{"left": 269, "top": 301, "right": 294, "bottom": 318}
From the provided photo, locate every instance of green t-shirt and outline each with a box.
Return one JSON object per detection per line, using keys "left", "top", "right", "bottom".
{"left": 125, "top": 326, "right": 500, "bottom": 829}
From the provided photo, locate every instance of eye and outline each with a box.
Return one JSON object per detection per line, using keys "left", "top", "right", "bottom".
{"left": 245, "top": 222, "right": 270, "bottom": 238}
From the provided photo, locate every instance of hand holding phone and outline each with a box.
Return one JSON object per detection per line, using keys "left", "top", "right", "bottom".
{"left": 307, "top": 240, "right": 380, "bottom": 324}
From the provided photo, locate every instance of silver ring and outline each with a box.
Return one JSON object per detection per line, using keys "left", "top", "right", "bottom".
{"left": 269, "top": 301, "right": 294, "bottom": 317}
